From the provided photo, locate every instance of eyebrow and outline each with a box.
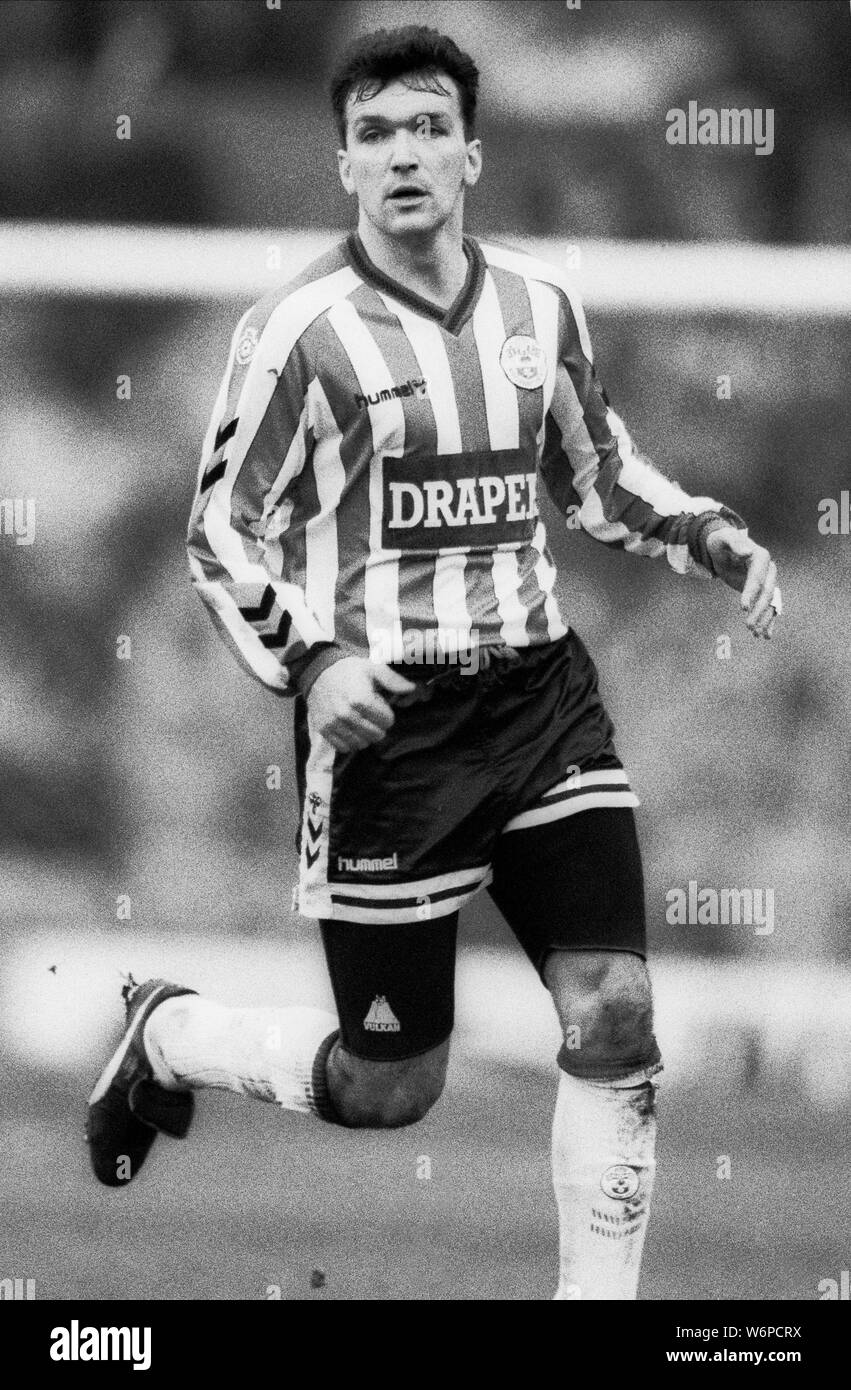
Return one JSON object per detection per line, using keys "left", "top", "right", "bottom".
{"left": 352, "top": 111, "right": 452, "bottom": 130}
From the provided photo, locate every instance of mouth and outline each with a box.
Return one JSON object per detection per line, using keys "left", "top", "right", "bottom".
{"left": 387, "top": 186, "right": 428, "bottom": 203}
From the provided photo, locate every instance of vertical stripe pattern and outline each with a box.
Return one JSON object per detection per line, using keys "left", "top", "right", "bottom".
{"left": 187, "top": 233, "right": 743, "bottom": 696}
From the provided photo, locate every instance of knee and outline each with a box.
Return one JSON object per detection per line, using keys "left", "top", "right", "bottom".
{"left": 329, "top": 1045, "right": 448, "bottom": 1129}
{"left": 545, "top": 951, "right": 657, "bottom": 1070}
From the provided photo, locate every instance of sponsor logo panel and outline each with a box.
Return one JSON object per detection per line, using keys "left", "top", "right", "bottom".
{"left": 381, "top": 448, "right": 538, "bottom": 551}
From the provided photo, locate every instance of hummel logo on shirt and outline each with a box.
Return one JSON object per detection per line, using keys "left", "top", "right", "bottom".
{"left": 364, "top": 996, "right": 401, "bottom": 1033}
{"left": 354, "top": 377, "right": 430, "bottom": 409}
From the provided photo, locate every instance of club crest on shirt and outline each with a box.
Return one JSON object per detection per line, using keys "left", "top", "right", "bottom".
{"left": 499, "top": 334, "right": 547, "bottom": 389}
{"left": 600, "top": 1164, "right": 640, "bottom": 1200}
{"left": 235, "top": 326, "right": 259, "bottom": 366}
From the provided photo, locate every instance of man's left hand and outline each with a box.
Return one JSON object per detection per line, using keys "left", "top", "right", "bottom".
{"left": 706, "top": 526, "right": 781, "bottom": 639}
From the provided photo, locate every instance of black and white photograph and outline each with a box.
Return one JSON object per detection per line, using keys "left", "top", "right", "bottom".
{"left": 1, "top": 0, "right": 849, "bottom": 1340}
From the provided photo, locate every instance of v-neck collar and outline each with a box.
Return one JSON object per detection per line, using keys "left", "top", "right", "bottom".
{"left": 345, "top": 230, "right": 486, "bottom": 336}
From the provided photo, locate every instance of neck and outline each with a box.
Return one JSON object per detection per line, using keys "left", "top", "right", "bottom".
{"left": 356, "top": 211, "right": 468, "bottom": 309}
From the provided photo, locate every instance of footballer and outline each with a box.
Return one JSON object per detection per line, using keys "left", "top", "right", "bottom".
{"left": 86, "top": 26, "right": 781, "bottom": 1300}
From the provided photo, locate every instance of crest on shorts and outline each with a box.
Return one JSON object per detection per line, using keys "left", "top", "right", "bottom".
{"left": 236, "top": 326, "right": 259, "bottom": 366}
{"left": 499, "top": 334, "right": 547, "bottom": 389}
{"left": 600, "top": 1164, "right": 640, "bottom": 1200}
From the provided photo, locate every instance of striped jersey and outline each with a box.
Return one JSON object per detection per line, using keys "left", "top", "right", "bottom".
{"left": 187, "top": 231, "right": 744, "bottom": 694}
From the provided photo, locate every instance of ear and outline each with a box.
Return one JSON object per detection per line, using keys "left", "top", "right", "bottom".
{"left": 463, "top": 138, "right": 482, "bottom": 190}
{"left": 337, "top": 147, "right": 355, "bottom": 195}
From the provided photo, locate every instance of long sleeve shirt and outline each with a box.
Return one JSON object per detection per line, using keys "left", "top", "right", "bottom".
{"left": 187, "top": 231, "right": 745, "bottom": 695}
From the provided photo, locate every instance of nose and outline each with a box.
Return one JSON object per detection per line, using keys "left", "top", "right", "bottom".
{"left": 389, "top": 128, "right": 420, "bottom": 169}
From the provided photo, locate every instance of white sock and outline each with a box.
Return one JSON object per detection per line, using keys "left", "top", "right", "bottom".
{"left": 551, "top": 1064, "right": 661, "bottom": 1301}
{"left": 143, "top": 996, "right": 340, "bottom": 1120}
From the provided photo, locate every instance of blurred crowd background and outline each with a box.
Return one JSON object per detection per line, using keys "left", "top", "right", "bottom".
{"left": 3, "top": 0, "right": 850, "bottom": 238}
{"left": 2, "top": 0, "right": 849, "bottom": 960}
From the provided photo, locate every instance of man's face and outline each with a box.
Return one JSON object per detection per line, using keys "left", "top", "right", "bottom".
{"left": 337, "top": 73, "right": 481, "bottom": 237}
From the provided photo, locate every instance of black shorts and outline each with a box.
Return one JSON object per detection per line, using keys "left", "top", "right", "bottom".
{"left": 293, "top": 631, "right": 647, "bottom": 1059}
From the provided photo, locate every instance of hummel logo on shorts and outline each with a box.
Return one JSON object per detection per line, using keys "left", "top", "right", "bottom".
{"left": 338, "top": 853, "right": 398, "bottom": 872}
{"left": 364, "top": 996, "right": 401, "bottom": 1032}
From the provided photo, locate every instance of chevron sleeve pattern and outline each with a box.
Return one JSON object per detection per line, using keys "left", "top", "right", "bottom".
{"left": 186, "top": 296, "right": 339, "bottom": 697}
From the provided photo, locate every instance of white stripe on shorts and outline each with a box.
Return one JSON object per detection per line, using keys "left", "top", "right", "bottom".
{"left": 502, "top": 768, "right": 639, "bottom": 833}
{"left": 324, "top": 864, "right": 492, "bottom": 925}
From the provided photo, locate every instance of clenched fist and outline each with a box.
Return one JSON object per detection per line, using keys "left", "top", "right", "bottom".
{"left": 307, "top": 657, "right": 417, "bottom": 752}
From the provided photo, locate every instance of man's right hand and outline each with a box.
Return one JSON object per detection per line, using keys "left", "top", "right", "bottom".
{"left": 306, "top": 657, "right": 417, "bottom": 752}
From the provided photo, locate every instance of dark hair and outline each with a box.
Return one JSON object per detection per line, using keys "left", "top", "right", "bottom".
{"left": 329, "top": 25, "right": 479, "bottom": 145}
